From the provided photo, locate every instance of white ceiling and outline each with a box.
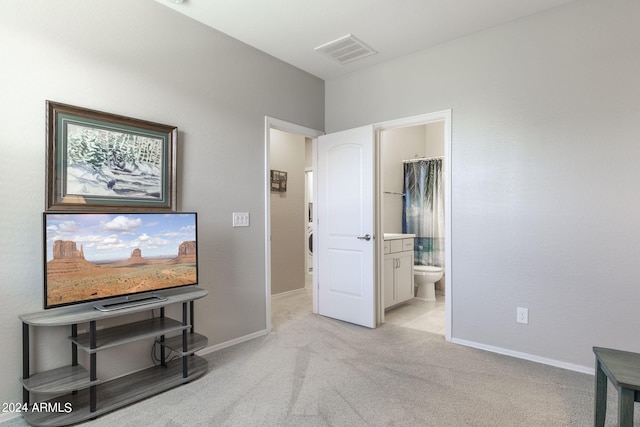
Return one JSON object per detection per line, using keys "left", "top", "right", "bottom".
{"left": 156, "top": 0, "right": 576, "bottom": 80}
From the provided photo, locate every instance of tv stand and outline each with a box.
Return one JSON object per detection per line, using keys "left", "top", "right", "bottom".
{"left": 19, "top": 287, "right": 208, "bottom": 426}
{"left": 94, "top": 293, "right": 168, "bottom": 311}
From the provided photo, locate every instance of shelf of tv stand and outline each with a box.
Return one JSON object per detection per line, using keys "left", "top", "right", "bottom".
{"left": 70, "top": 317, "right": 190, "bottom": 353}
{"left": 20, "top": 331, "right": 209, "bottom": 396}
{"left": 160, "top": 332, "right": 209, "bottom": 356}
{"left": 19, "top": 286, "right": 208, "bottom": 326}
{"left": 20, "top": 365, "right": 98, "bottom": 394}
{"left": 19, "top": 287, "right": 208, "bottom": 426}
{"left": 22, "top": 356, "right": 208, "bottom": 427}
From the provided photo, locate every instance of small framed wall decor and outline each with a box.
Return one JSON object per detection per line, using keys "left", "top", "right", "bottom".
{"left": 45, "top": 101, "right": 177, "bottom": 211}
{"left": 270, "top": 170, "right": 287, "bottom": 192}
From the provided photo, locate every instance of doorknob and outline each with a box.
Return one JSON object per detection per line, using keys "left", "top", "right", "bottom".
{"left": 357, "top": 234, "right": 372, "bottom": 241}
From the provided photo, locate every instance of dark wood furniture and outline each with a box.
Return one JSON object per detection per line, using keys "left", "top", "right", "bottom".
{"left": 20, "top": 287, "right": 208, "bottom": 426}
{"left": 593, "top": 346, "right": 640, "bottom": 426}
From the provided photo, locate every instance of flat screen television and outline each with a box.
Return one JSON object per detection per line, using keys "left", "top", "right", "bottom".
{"left": 43, "top": 212, "right": 198, "bottom": 310}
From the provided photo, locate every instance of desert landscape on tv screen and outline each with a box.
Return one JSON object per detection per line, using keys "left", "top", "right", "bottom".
{"left": 45, "top": 213, "right": 197, "bottom": 307}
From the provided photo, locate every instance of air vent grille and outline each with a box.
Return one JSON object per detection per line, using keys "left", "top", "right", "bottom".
{"left": 314, "top": 34, "right": 377, "bottom": 65}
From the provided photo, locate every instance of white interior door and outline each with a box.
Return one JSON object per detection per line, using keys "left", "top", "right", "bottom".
{"left": 317, "top": 125, "right": 375, "bottom": 328}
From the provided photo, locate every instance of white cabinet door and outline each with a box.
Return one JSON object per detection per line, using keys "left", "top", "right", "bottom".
{"left": 395, "top": 252, "right": 414, "bottom": 303}
{"left": 383, "top": 238, "right": 415, "bottom": 309}
{"left": 383, "top": 254, "right": 396, "bottom": 309}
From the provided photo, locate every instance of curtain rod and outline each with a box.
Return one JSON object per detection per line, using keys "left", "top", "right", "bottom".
{"left": 402, "top": 155, "right": 443, "bottom": 163}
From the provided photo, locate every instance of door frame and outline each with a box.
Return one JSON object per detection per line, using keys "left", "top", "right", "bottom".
{"left": 265, "top": 111, "right": 452, "bottom": 340}
{"left": 373, "top": 110, "right": 452, "bottom": 341}
{"left": 264, "top": 117, "right": 324, "bottom": 333}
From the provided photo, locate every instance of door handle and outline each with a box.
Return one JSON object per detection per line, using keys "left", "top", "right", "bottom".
{"left": 357, "top": 234, "right": 372, "bottom": 241}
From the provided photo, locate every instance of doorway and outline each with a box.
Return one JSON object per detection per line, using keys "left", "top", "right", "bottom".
{"left": 265, "top": 117, "right": 323, "bottom": 332}
{"left": 265, "top": 111, "right": 451, "bottom": 340}
{"left": 374, "top": 111, "right": 452, "bottom": 341}
{"left": 379, "top": 121, "right": 447, "bottom": 335}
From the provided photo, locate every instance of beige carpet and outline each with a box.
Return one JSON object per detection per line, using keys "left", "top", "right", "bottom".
{"left": 5, "top": 289, "right": 636, "bottom": 426}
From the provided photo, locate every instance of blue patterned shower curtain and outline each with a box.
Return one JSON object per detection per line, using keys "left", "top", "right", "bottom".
{"left": 402, "top": 159, "right": 445, "bottom": 267}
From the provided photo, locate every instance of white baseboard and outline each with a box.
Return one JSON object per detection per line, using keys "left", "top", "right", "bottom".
{"left": 451, "top": 337, "right": 594, "bottom": 375}
{"left": 196, "top": 328, "right": 269, "bottom": 356}
{"left": 271, "top": 287, "right": 306, "bottom": 298}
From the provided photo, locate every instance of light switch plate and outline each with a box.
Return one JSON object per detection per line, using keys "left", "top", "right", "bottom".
{"left": 233, "top": 212, "right": 249, "bottom": 227}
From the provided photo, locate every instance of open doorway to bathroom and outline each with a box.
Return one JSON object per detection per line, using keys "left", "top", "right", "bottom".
{"left": 379, "top": 120, "right": 448, "bottom": 336}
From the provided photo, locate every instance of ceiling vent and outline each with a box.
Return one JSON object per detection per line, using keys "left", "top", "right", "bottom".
{"left": 314, "top": 34, "right": 377, "bottom": 65}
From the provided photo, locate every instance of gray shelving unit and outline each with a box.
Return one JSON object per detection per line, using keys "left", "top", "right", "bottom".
{"left": 19, "top": 287, "right": 208, "bottom": 426}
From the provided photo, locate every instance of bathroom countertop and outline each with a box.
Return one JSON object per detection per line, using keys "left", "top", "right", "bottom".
{"left": 383, "top": 233, "right": 416, "bottom": 240}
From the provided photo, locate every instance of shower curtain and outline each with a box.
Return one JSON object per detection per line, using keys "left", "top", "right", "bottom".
{"left": 402, "top": 158, "right": 445, "bottom": 267}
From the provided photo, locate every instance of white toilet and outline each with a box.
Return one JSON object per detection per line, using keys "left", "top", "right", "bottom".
{"left": 414, "top": 265, "right": 443, "bottom": 301}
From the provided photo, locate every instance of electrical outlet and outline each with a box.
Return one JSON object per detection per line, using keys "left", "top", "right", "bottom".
{"left": 516, "top": 307, "right": 529, "bottom": 324}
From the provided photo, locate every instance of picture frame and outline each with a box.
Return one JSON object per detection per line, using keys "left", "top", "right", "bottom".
{"left": 270, "top": 170, "right": 287, "bottom": 192}
{"left": 46, "top": 101, "right": 177, "bottom": 211}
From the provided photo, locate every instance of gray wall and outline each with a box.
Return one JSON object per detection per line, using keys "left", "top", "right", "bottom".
{"left": 326, "top": 0, "right": 640, "bottom": 370}
{"left": 270, "top": 129, "right": 306, "bottom": 295}
{"left": 0, "top": 0, "right": 323, "bottom": 408}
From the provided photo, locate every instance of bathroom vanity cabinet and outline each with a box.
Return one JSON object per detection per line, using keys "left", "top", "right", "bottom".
{"left": 383, "top": 235, "right": 415, "bottom": 309}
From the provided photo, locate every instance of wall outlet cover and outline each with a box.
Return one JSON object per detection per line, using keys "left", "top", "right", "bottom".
{"left": 516, "top": 307, "right": 529, "bottom": 324}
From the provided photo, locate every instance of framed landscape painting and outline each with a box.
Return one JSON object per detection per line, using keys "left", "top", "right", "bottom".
{"left": 46, "top": 101, "right": 177, "bottom": 211}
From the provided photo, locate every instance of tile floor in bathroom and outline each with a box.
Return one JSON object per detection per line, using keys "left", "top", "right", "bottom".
{"left": 383, "top": 294, "right": 445, "bottom": 335}
{"left": 272, "top": 275, "right": 445, "bottom": 336}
